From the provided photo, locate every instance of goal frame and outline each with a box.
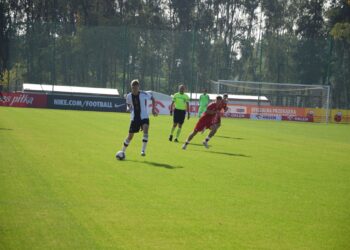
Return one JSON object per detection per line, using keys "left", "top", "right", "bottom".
{"left": 211, "top": 80, "right": 331, "bottom": 123}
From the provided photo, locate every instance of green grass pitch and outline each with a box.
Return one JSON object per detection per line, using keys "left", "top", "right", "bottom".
{"left": 1, "top": 107, "right": 349, "bottom": 249}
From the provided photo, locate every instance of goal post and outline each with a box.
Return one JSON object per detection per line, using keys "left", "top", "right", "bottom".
{"left": 211, "top": 80, "right": 331, "bottom": 123}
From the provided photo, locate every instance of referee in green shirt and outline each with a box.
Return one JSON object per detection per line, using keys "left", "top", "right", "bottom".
{"left": 169, "top": 84, "right": 190, "bottom": 142}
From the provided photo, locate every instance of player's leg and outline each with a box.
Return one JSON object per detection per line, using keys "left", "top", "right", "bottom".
{"left": 169, "top": 122, "right": 177, "bottom": 141}
{"left": 182, "top": 116, "right": 207, "bottom": 149}
{"left": 141, "top": 120, "right": 150, "bottom": 156}
{"left": 121, "top": 120, "right": 138, "bottom": 152}
{"left": 122, "top": 133, "right": 134, "bottom": 152}
{"left": 203, "top": 123, "right": 219, "bottom": 148}
{"left": 209, "top": 122, "right": 220, "bottom": 137}
{"left": 203, "top": 115, "right": 221, "bottom": 147}
{"left": 182, "top": 130, "right": 198, "bottom": 150}
{"left": 170, "top": 109, "right": 179, "bottom": 141}
{"left": 175, "top": 123, "right": 182, "bottom": 142}
{"left": 175, "top": 110, "right": 186, "bottom": 142}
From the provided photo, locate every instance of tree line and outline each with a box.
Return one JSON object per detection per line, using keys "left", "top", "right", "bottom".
{"left": 0, "top": 0, "right": 349, "bottom": 108}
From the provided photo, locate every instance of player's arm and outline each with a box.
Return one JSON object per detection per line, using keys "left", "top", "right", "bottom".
{"left": 186, "top": 101, "right": 190, "bottom": 119}
{"left": 126, "top": 94, "right": 132, "bottom": 112}
{"left": 150, "top": 96, "right": 157, "bottom": 116}
{"left": 169, "top": 101, "right": 174, "bottom": 116}
{"left": 126, "top": 104, "right": 132, "bottom": 112}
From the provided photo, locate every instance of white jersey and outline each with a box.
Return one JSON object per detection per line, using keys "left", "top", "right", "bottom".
{"left": 126, "top": 91, "right": 153, "bottom": 120}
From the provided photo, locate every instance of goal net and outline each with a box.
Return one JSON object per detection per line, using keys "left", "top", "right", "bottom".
{"left": 211, "top": 80, "right": 331, "bottom": 123}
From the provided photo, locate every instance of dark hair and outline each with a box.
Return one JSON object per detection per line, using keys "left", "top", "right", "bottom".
{"left": 216, "top": 96, "right": 223, "bottom": 100}
{"left": 223, "top": 93, "right": 228, "bottom": 98}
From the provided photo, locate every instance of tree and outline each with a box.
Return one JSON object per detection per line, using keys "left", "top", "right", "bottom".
{"left": 0, "top": 1, "right": 10, "bottom": 82}
{"left": 327, "top": 0, "right": 350, "bottom": 107}
{"left": 294, "top": 0, "right": 327, "bottom": 85}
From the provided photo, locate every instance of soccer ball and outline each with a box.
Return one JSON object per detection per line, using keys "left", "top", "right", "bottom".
{"left": 116, "top": 151, "right": 125, "bottom": 160}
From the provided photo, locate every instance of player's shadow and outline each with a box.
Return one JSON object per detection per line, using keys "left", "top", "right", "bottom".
{"left": 216, "top": 135, "right": 244, "bottom": 140}
{"left": 0, "top": 128, "right": 13, "bottom": 131}
{"left": 189, "top": 143, "right": 210, "bottom": 147}
{"left": 129, "top": 160, "right": 184, "bottom": 170}
{"left": 207, "top": 151, "right": 250, "bottom": 157}
{"left": 193, "top": 149, "right": 250, "bottom": 158}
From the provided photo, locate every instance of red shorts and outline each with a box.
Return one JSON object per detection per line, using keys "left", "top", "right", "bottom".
{"left": 194, "top": 115, "right": 215, "bottom": 132}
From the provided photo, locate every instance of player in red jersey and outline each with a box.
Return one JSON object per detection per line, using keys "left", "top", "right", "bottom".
{"left": 196, "top": 94, "right": 229, "bottom": 147}
{"left": 207, "top": 93, "right": 229, "bottom": 135}
{"left": 182, "top": 96, "right": 223, "bottom": 150}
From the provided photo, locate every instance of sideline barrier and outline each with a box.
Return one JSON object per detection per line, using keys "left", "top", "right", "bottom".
{"left": 1, "top": 92, "right": 349, "bottom": 123}
{"left": 330, "top": 109, "right": 350, "bottom": 124}
{"left": 47, "top": 94, "right": 126, "bottom": 112}
{"left": 0, "top": 92, "right": 126, "bottom": 112}
{"left": 0, "top": 92, "right": 47, "bottom": 108}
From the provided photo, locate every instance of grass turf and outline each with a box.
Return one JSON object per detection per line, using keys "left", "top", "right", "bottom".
{"left": 0, "top": 107, "right": 349, "bottom": 249}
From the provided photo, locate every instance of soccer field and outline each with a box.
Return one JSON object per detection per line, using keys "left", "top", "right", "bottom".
{"left": 0, "top": 107, "right": 349, "bottom": 249}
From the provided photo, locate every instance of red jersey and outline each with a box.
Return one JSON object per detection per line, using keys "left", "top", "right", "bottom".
{"left": 212, "top": 100, "right": 228, "bottom": 125}
{"left": 194, "top": 102, "right": 221, "bottom": 132}
{"left": 202, "top": 102, "right": 219, "bottom": 116}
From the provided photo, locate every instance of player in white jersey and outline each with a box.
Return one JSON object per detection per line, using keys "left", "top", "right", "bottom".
{"left": 117, "top": 79, "right": 157, "bottom": 157}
